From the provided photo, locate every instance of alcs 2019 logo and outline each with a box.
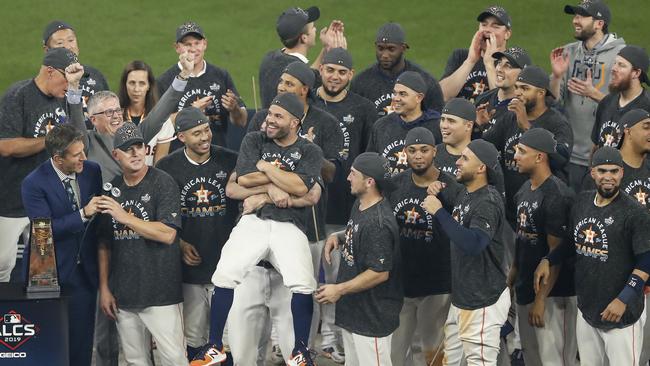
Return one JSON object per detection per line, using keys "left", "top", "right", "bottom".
{"left": 0, "top": 311, "right": 38, "bottom": 358}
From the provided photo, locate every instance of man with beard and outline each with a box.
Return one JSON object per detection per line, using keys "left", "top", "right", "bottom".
{"left": 550, "top": 0, "right": 625, "bottom": 192}
{"left": 388, "top": 127, "right": 458, "bottom": 366}
{"left": 436, "top": 98, "right": 476, "bottom": 176}
{"left": 591, "top": 46, "right": 650, "bottom": 148}
{"left": 440, "top": 6, "right": 512, "bottom": 102}
{"left": 366, "top": 71, "right": 442, "bottom": 176}
{"left": 422, "top": 139, "right": 509, "bottom": 366}
{"left": 350, "top": 22, "right": 444, "bottom": 117}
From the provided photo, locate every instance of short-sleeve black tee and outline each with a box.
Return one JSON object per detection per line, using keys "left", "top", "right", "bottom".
{"left": 258, "top": 49, "right": 303, "bottom": 109}
{"left": 571, "top": 191, "right": 650, "bottom": 329}
{"left": 335, "top": 198, "right": 403, "bottom": 337}
{"left": 591, "top": 90, "right": 650, "bottom": 148}
{"left": 434, "top": 143, "right": 461, "bottom": 176}
{"left": 441, "top": 49, "right": 489, "bottom": 101}
{"left": 156, "top": 145, "right": 238, "bottom": 284}
{"left": 474, "top": 88, "right": 513, "bottom": 134}
{"left": 620, "top": 160, "right": 650, "bottom": 209}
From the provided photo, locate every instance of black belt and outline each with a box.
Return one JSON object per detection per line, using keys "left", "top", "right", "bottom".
{"left": 257, "top": 260, "right": 274, "bottom": 269}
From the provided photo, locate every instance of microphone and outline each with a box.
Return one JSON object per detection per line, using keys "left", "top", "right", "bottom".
{"left": 102, "top": 182, "right": 121, "bottom": 198}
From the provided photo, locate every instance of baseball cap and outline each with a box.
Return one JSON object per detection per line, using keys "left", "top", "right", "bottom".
{"left": 43, "top": 47, "right": 78, "bottom": 69}
{"left": 492, "top": 46, "right": 532, "bottom": 69}
{"left": 42, "top": 20, "right": 74, "bottom": 45}
{"left": 517, "top": 65, "right": 552, "bottom": 95}
{"left": 564, "top": 0, "right": 611, "bottom": 24}
{"left": 271, "top": 92, "right": 304, "bottom": 120}
{"left": 175, "top": 107, "right": 209, "bottom": 133}
{"left": 176, "top": 21, "right": 205, "bottom": 42}
{"left": 322, "top": 48, "right": 353, "bottom": 70}
{"left": 620, "top": 108, "right": 650, "bottom": 130}
{"left": 518, "top": 128, "right": 557, "bottom": 154}
{"left": 113, "top": 122, "right": 144, "bottom": 151}
{"left": 477, "top": 5, "right": 512, "bottom": 29}
{"left": 283, "top": 61, "right": 316, "bottom": 88}
{"left": 396, "top": 71, "right": 427, "bottom": 94}
{"left": 467, "top": 139, "right": 503, "bottom": 186}
{"left": 351, "top": 152, "right": 396, "bottom": 192}
{"left": 405, "top": 127, "right": 436, "bottom": 147}
{"left": 276, "top": 6, "right": 320, "bottom": 41}
{"left": 618, "top": 45, "right": 650, "bottom": 84}
{"left": 442, "top": 98, "right": 476, "bottom": 122}
{"left": 591, "top": 146, "right": 623, "bottom": 167}
{"left": 375, "top": 23, "right": 409, "bottom": 47}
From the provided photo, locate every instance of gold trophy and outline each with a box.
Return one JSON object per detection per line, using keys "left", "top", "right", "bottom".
{"left": 26, "top": 218, "right": 60, "bottom": 295}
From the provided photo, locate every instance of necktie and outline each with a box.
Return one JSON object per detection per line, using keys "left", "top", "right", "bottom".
{"left": 63, "top": 178, "right": 79, "bottom": 211}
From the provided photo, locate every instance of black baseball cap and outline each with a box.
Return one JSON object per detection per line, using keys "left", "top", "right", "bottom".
{"left": 517, "top": 65, "right": 552, "bottom": 95}
{"left": 564, "top": 0, "right": 611, "bottom": 24}
{"left": 113, "top": 122, "right": 144, "bottom": 151}
{"left": 591, "top": 146, "right": 623, "bottom": 167}
{"left": 492, "top": 46, "right": 532, "bottom": 69}
{"left": 375, "top": 23, "right": 409, "bottom": 48}
{"left": 467, "top": 139, "right": 504, "bottom": 187}
{"left": 442, "top": 98, "right": 476, "bottom": 122}
{"left": 322, "top": 48, "right": 353, "bottom": 70}
{"left": 42, "top": 20, "right": 74, "bottom": 45}
{"left": 176, "top": 107, "right": 209, "bottom": 133}
{"left": 352, "top": 152, "right": 396, "bottom": 192}
{"left": 396, "top": 71, "right": 427, "bottom": 94}
{"left": 618, "top": 45, "right": 650, "bottom": 84}
{"left": 283, "top": 61, "right": 315, "bottom": 89}
{"left": 43, "top": 47, "right": 78, "bottom": 69}
{"left": 176, "top": 21, "right": 205, "bottom": 42}
{"left": 477, "top": 5, "right": 512, "bottom": 29}
{"left": 271, "top": 92, "right": 304, "bottom": 120}
{"left": 405, "top": 127, "right": 436, "bottom": 147}
{"left": 620, "top": 109, "right": 650, "bottom": 130}
{"left": 276, "top": 6, "right": 320, "bottom": 41}
{"left": 518, "top": 128, "right": 557, "bottom": 154}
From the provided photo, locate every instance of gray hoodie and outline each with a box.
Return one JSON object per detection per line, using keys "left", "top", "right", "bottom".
{"left": 557, "top": 34, "right": 625, "bottom": 166}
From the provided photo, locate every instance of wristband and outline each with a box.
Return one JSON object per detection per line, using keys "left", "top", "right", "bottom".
{"left": 617, "top": 273, "right": 645, "bottom": 305}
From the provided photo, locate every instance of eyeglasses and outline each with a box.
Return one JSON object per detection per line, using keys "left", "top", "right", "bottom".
{"left": 92, "top": 108, "right": 124, "bottom": 118}
{"left": 53, "top": 68, "right": 66, "bottom": 77}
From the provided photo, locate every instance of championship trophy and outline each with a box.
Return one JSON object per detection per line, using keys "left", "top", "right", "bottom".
{"left": 26, "top": 218, "right": 60, "bottom": 295}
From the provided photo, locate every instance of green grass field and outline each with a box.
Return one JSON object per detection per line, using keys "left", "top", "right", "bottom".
{"left": 1, "top": 0, "right": 648, "bottom": 106}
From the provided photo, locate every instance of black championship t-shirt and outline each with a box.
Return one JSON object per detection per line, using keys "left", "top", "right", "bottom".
{"left": 80, "top": 64, "right": 110, "bottom": 127}
{"left": 97, "top": 168, "right": 183, "bottom": 308}
{"left": 0, "top": 80, "right": 69, "bottom": 217}
{"left": 258, "top": 49, "right": 304, "bottom": 109}
{"left": 571, "top": 191, "right": 650, "bottom": 329}
{"left": 236, "top": 131, "right": 323, "bottom": 233}
{"left": 335, "top": 198, "right": 403, "bottom": 337}
{"left": 367, "top": 111, "right": 442, "bottom": 176}
{"left": 313, "top": 92, "right": 379, "bottom": 225}
{"left": 156, "top": 145, "right": 238, "bottom": 284}
{"left": 483, "top": 108, "right": 573, "bottom": 225}
{"left": 157, "top": 62, "right": 245, "bottom": 147}
{"left": 389, "top": 170, "right": 458, "bottom": 297}
{"left": 591, "top": 89, "right": 650, "bottom": 148}
{"left": 449, "top": 185, "right": 507, "bottom": 309}
{"left": 474, "top": 87, "right": 513, "bottom": 135}
{"left": 434, "top": 143, "right": 461, "bottom": 176}
{"left": 441, "top": 48, "right": 489, "bottom": 102}
{"left": 513, "top": 176, "right": 575, "bottom": 305}
{"left": 350, "top": 60, "right": 444, "bottom": 117}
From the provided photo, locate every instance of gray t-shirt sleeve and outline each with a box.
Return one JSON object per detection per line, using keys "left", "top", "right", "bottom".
{"left": 155, "top": 174, "right": 182, "bottom": 229}
{"left": 543, "top": 193, "right": 570, "bottom": 238}
{"left": 235, "top": 132, "right": 263, "bottom": 177}
{"left": 469, "top": 199, "right": 500, "bottom": 238}
{"left": 295, "top": 142, "right": 323, "bottom": 190}
{"left": 0, "top": 88, "right": 24, "bottom": 138}
{"left": 360, "top": 221, "right": 394, "bottom": 272}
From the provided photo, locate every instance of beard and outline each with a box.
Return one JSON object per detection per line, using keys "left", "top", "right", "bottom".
{"left": 574, "top": 26, "right": 596, "bottom": 42}
{"left": 322, "top": 80, "right": 350, "bottom": 97}
{"left": 597, "top": 185, "right": 619, "bottom": 199}
{"left": 608, "top": 74, "right": 632, "bottom": 93}
{"left": 411, "top": 164, "right": 431, "bottom": 176}
{"left": 524, "top": 98, "right": 537, "bottom": 113}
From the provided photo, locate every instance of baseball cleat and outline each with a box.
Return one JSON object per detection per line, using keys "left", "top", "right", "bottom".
{"left": 270, "top": 344, "right": 284, "bottom": 364}
{"left": 320, "top": 346, "right": 345, "bottom": 364}
{"left": 189, "top": 343, "right": 227, "bottom": 365}
{"left": 286, "top": 346, "right": 316, "bottom": 366}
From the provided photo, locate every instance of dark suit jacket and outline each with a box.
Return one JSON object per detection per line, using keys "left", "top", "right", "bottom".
{"left": 21, "top": 160, "right": 103, "bottom": 287}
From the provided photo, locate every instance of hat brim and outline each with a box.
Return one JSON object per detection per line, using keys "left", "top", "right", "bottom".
{"left": 306, "top": 6, "right": 320, "bottom": 23}
{"left": 477, "top": 12, "right": 509, "bottom": 28}
{"left": 177, "top": 32, "right": 204, "bottom": 43}
{"left": 492, "top": 52, "right": 523, "bottom": 69}
{"left": 564, "top": 5, "right": 590, "bottom": 17}
{"left": 117, "top": 139, "right": 145, "bottom": 152}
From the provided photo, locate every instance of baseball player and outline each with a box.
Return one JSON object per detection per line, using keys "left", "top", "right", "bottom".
{"left": 350, "top": 22, "right": 444, "bottom": 117}
{"left": 96, "top": 122, "right": 186, "bottom": 365}
{"left": 509, "top": 128, "right": 577, "bottom": 366}
{"left": 439, "top": 6, "right": 512, "bottom": 101}
{"left": 155, "top": 107, "right": 239, "bottom": 361}
{"left": 191, "top": 92, "right": 323, "bottom": 366}
{"left": 366, "top": 71, "right": 442, "bottom": 176}
{"left": 422, "top": 139, "right": 509, "bottom": 366}
{"left": 436, "top": 98, "right": 476, "bottom": 176}
{"left": 388, "top": 127, "right": 457, "bottom": 366}
{"left": 591, "top": 45, "right": 650, "bottom": 149}
{"left": 317, "top": 152, "right": 403, "bottom": 366}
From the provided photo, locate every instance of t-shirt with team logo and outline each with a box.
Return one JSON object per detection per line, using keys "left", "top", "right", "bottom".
{"left": 474, "top": 87, "right": 514, "bottom": 135}
{"left": 350, "top": 60, "right": 444, "bottom": 117}
{"left": 236, "top": 131, "right": 323, "bottom": 233}
{"left": 434, "top": 143, "right": 461, "bottom": 176}
{"left": 591, "top": 89, "right": 650, "bottom": 148}
{"left": 582, "top": 160, "right": 650, "bottom": 211}
{"left": 449, "top": 185, "right": 507, "bottom": 310}
{"left": 156, "top": 145, "right": 238, "bottom": 284}
{"left": 313, "top": 92, "right": 379, "bottom": 225}
{"left": 335, "top": 198, "right": 402, "bottom": 337}
{"left": 157, "top": 62, "right": 245, "bottom": 147}
{"left": 0, "top": 80, "right": 71, "bottom": 216}
{"left": 483, "top": 109, "right": 573, "bottom": 226}
{"left": 388, "top": 170, "right": 459, "bottom": 297}
{"left": 366, "top": 111, "right": 442, "bottom": 176}
{"left": 97, "top": 167, "right": 183, "bottom": 309}
{"left": 441, "top": 49, "right": 489, "bottom": 102}
{"left": 513, "top": 175, "right": 575, "bottom": 306}
{"left": 571, "top": 191, "right": 650, "bottom": 329}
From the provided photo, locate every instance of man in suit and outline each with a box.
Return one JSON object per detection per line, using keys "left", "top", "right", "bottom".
{"left": 21, "top": 123, "right": 103, "bottom": 366}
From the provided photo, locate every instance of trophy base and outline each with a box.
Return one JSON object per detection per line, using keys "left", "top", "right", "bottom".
{"left": 26, "top": 285, "right": 61, "bottom": 299}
